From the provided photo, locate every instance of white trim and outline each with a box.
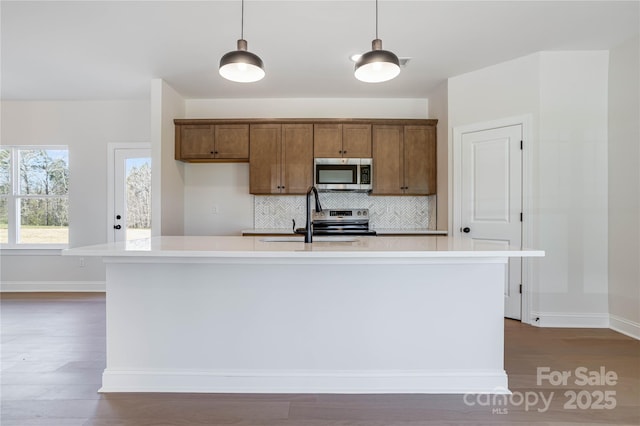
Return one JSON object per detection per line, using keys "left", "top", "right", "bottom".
{"left": 609, "top": 315, "right": 640, "bottom": 340}
{"left": 452, "top": 114, "right": 534, "bottom": 324}
{"left": 100, "top": 368, "right": 509, "bottom": 394}
{"left": 0, "top": 281, "right": 105, "bottom": 292}
{"left": 106, "top": 143, "right": 151, "bottom": 243}
{"left": 530, "top": 312, "right": 610, "bottom": 328}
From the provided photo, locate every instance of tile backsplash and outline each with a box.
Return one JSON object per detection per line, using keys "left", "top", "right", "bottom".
{"left": 254, "top": 193, "right": 435, "bottom": 229}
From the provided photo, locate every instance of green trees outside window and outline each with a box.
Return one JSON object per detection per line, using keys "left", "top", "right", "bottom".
{"left": 1, "top": 148, "right": 69, "bottom": 245}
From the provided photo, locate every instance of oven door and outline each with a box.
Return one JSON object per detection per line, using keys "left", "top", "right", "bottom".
{"left": 313, "top": 220, "right": 377, "bottom": 236}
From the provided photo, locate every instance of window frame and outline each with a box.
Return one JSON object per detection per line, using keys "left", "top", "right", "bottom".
{"left": 1, "top": 145, "right": 70, "bottom": 250}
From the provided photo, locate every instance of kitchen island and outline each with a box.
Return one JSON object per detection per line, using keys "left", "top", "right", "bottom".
{"left": 64, "top": 236, "right": 543, "bottom": 394}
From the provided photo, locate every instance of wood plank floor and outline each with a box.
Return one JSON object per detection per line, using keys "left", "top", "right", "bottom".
{"left": 1, "top": 292, "right": 638, "bottom": 425}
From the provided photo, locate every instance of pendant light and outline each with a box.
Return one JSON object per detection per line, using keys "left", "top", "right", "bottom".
{"left": 354, "top": 0, "right": 400, "bottom": 83}
{"left": 219, "top": 0, "right": 265, "bottom": 83}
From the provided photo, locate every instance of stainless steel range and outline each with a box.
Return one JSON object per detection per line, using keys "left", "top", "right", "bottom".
{"left": 312, "top": 208, "right": 376, "bottom": 236}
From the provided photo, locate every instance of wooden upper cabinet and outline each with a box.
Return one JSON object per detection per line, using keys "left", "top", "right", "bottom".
{"left": 372, "top": 124, "right": 436, "bottom": 195}
{"left": 178, "top": 125, "right": 215, "bottom": 159}
{"left": 214, "top": 125, "right": 249, "bottom": 159}
{"left": 249, "top": 123, "right": 313, "bottom": 195}
{"left": 282, "top": 124, "right": 313, "bottom": 194}
{"left": 175, "top": 118, "right": 436, "bottom": 196}
{"left": 313, "top": 124, "right": 343, "bottom": 158}
{"left": 343, "top": 124, "right": 372, "bottom": 157}
{"left": 249, "top": 124, "right": 281, "bottom": 194}
{"left": 404, "top": 126, "right": 436, "bottom": 195}
{"left": 313, "top": 124, "right": 371, "bottom": 158}
{"left": 176, "top": 123, "right": 249, "bottom": 162}
{"left": 372, "top": 125, "right": 404, "bottom": 195}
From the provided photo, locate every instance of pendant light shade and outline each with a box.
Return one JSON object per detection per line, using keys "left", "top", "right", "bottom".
{"left": 219, "top": 39, "right": 265, "bottom": 83}
{"left": 219, "top": 0, "right": 265, "bottom": 83}
{"left": 354, "top": 38, "right": 400, "bottom": 83}
{"left": 354, "top": 0, "right": 400, "bottom": 83}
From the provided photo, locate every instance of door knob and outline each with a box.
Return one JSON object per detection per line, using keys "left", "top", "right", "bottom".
{"left": 114, "top": 225, "right": 122, "bottom": 230}
{"left": 462, "top": 227, "right": 470, "bottom": 233}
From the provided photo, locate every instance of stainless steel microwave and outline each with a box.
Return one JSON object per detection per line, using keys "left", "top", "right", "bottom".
{"left": 314, "top": 158, "right": 372, "bottom": 192}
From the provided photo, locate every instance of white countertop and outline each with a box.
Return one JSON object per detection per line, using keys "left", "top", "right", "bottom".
{"left": 241, "top": 228, "right": 448, "bottom": 235}
{"left": 63, "top": 235, "right": 543, "bottom": 259}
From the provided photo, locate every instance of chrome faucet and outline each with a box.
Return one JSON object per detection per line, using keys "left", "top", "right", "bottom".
{"left": 293, "top": 186, "right": 323, "bottom": 243}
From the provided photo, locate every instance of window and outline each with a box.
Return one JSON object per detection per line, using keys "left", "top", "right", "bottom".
{"left": 0, "top": 147, "right": 69, "bottom": 247}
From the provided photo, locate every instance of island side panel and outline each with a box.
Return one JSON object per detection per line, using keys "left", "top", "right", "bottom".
{"left": 102, "top": 259, "right": 507, "bottom": 393}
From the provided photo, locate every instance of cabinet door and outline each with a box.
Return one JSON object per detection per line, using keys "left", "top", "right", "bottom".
{"left": 313, "top": 124, "right": 342, "bottom": 158}
{"left": 372, "top": 125, "right": 404, "bottom": 195}
{"left": 179, "top": 125, "right": 215, "bottom": 159}
{"left": 214, "top": 124, "right": 249, "bottom": 160}
{"left": 404, "top": 125, "right": 436, "bottom": 195}
{"left": 250, "top": 124, "right": 282, "bottom": 194}
{"left": 342, "top": 124, "right": 372, "bottom": 158}
{"left": 282, "top": 124, "right": 313, "bottom": 194}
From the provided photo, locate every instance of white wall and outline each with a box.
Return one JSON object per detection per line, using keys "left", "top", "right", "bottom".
{"left": 184, "top": 163, "right": 253, "bottom": 236}
{"left": 536, "top": 51, "right": 609, "bottom": 320}
{"left": 182, "top": 98, "right": 429, "bottom": 236}
{"left": 448, "top": 53, "right": 541, "bottom": 128}
{"left": 151, "top": 79, "right": 185, "bottom": 236}
{"left": 0, "top": 100, "right": 150, "bottom": 290}
{"left": 425, "top": 81, "right": 449, "bottom": 231}
{"left": 185, "top": 98, "right": 428, "bottom": 119}
{"left": 608, "top": 35, "right": 640, "bottom": 338}
{"left": 448, "top": 51, "right": 611, "bottom": 326}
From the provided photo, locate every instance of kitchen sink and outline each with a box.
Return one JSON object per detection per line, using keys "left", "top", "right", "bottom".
{"left": 260, "top": 236, "right": 359, "bottom": 243}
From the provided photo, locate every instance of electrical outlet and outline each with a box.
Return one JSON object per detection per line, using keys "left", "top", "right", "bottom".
{"left": 79, "top": 257, "right": 85, "bottom": 268}
{"left": 212, "top": 205, "right": 219, "bottom": 214}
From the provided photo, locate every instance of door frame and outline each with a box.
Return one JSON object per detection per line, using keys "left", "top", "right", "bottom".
{"left": 452, "top": 115, "right": 534, "bottom": 324}
{"left": 107, "top": 142, "right": 151, "bottom": 243}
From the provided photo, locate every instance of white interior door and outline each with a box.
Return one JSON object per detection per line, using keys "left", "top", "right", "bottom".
{"left": 460, "top": 125, "right": 523, "bottom": 319}
{"left": 113, "top": 148, "right": 151, "bottom": 242}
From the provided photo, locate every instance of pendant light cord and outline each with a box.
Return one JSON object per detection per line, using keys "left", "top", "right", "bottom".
{"left": 377, "top": 0, "right": 380, "bottom": 39}
{"left": 241, "top": 0, "right": 245, "bottom": 40}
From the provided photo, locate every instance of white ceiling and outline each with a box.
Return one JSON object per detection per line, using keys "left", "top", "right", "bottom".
{"left": 2, "top": 1, "right": 638, "bottom": 100}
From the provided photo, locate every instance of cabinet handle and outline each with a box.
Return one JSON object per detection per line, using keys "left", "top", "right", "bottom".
{"left": 338, "top": 150, "right": 343, "bottom": 154}
{"left": 343, "top": 150, "right": 347, "bottom": 154}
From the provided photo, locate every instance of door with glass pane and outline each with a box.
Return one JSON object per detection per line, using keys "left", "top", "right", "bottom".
{"left": 113, "top": 149, "right": 151, "bottom": 242}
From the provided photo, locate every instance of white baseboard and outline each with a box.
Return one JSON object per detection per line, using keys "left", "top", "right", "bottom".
{"left": 100, "top": 369, "right": 510, "bottom": 394}
{"left": 530, "top": 311, "right": 610, "bottom": 328}
{"left": 0, "top": 281, "right": 105, "bottom": 292}
{"left": 609, "top": 315, "right": 640, "bottom": 340}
